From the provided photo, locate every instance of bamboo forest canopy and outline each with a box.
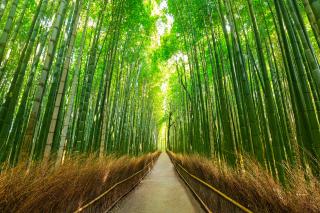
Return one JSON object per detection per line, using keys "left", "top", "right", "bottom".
{"left": 0, "top": 0, "right": 320, "bottom": 183}
{"left": 0, "top": 0, "right": 161, "bottom": 167}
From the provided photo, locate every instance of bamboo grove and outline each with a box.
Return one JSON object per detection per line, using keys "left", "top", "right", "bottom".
{"left": 0, "top": 0, "right": 320, "bottom": 188}
{"left": 165, "top": 0, "right": 320, "bottom": 184}
{"left": 0, "top": 0, "right": 159, "bottom": 168}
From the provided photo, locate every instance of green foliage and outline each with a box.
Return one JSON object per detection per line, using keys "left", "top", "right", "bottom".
{"left": 165, "top": 0, "right": 320, "bottom": 184}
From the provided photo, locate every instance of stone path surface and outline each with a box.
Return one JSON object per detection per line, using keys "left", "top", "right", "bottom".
{"left": 111, "top": 153, "right": 204, "bottom": 213}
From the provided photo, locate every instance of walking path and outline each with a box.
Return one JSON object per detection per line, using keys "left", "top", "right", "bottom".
{"left": 111, "top": 153, "right": 204, "bottom": 213}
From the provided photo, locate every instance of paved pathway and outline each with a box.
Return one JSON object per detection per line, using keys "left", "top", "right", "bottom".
{"left": 111, "top": 153, "right": 204, "bottom": 213}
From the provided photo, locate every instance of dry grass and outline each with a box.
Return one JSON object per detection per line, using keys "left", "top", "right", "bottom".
{"left": 168, "top": 151, "right": 320, "bottom": 213}
{"left": 0, "top": 151, "right": 160, "bottom": 213}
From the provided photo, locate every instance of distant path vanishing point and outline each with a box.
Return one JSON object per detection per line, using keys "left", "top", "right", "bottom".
{"left": 111, "top": 153, "right": 204, "bottom": 213}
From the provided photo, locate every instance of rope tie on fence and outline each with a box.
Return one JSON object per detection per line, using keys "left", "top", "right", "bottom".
{"left": 74, "top": 160, "right": 154, "bottom": 213}
{"left": 174, "top": 162, "right": 253, "bottom": 213}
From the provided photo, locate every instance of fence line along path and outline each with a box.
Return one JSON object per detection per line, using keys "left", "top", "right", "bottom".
{"left": 111, "top": 153, "right": 204, "bottom": 213}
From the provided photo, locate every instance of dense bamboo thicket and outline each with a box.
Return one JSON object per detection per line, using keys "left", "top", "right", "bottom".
{"left": 0, "top": 0, "right": 159, "bottom": 168}
{"left": 164, "top": 0, "right": 320, "bottom": 184}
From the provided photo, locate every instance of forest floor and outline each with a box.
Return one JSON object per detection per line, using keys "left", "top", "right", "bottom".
{"left": 168, "top": 152, "right": 320, "bottom": 213}
{"left": 0, "top": 152, "right": 161, "bottom": 212}
{"left": 111, "top": 153, "right": 204, "bottom": 213}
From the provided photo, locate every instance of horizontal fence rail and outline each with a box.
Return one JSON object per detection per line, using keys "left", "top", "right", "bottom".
{"left": 170, "top": 157, "right": 253, "bottom": 213}
{"left": 74, "top": 160, "right": 155, "bottom": 213}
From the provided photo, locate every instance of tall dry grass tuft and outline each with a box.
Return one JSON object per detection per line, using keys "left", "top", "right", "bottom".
{"left": 168, "top": 151, "right": 320, "bottom": 213}
{"left": 0, "top": 151, "right": 160, "bottom": 213}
